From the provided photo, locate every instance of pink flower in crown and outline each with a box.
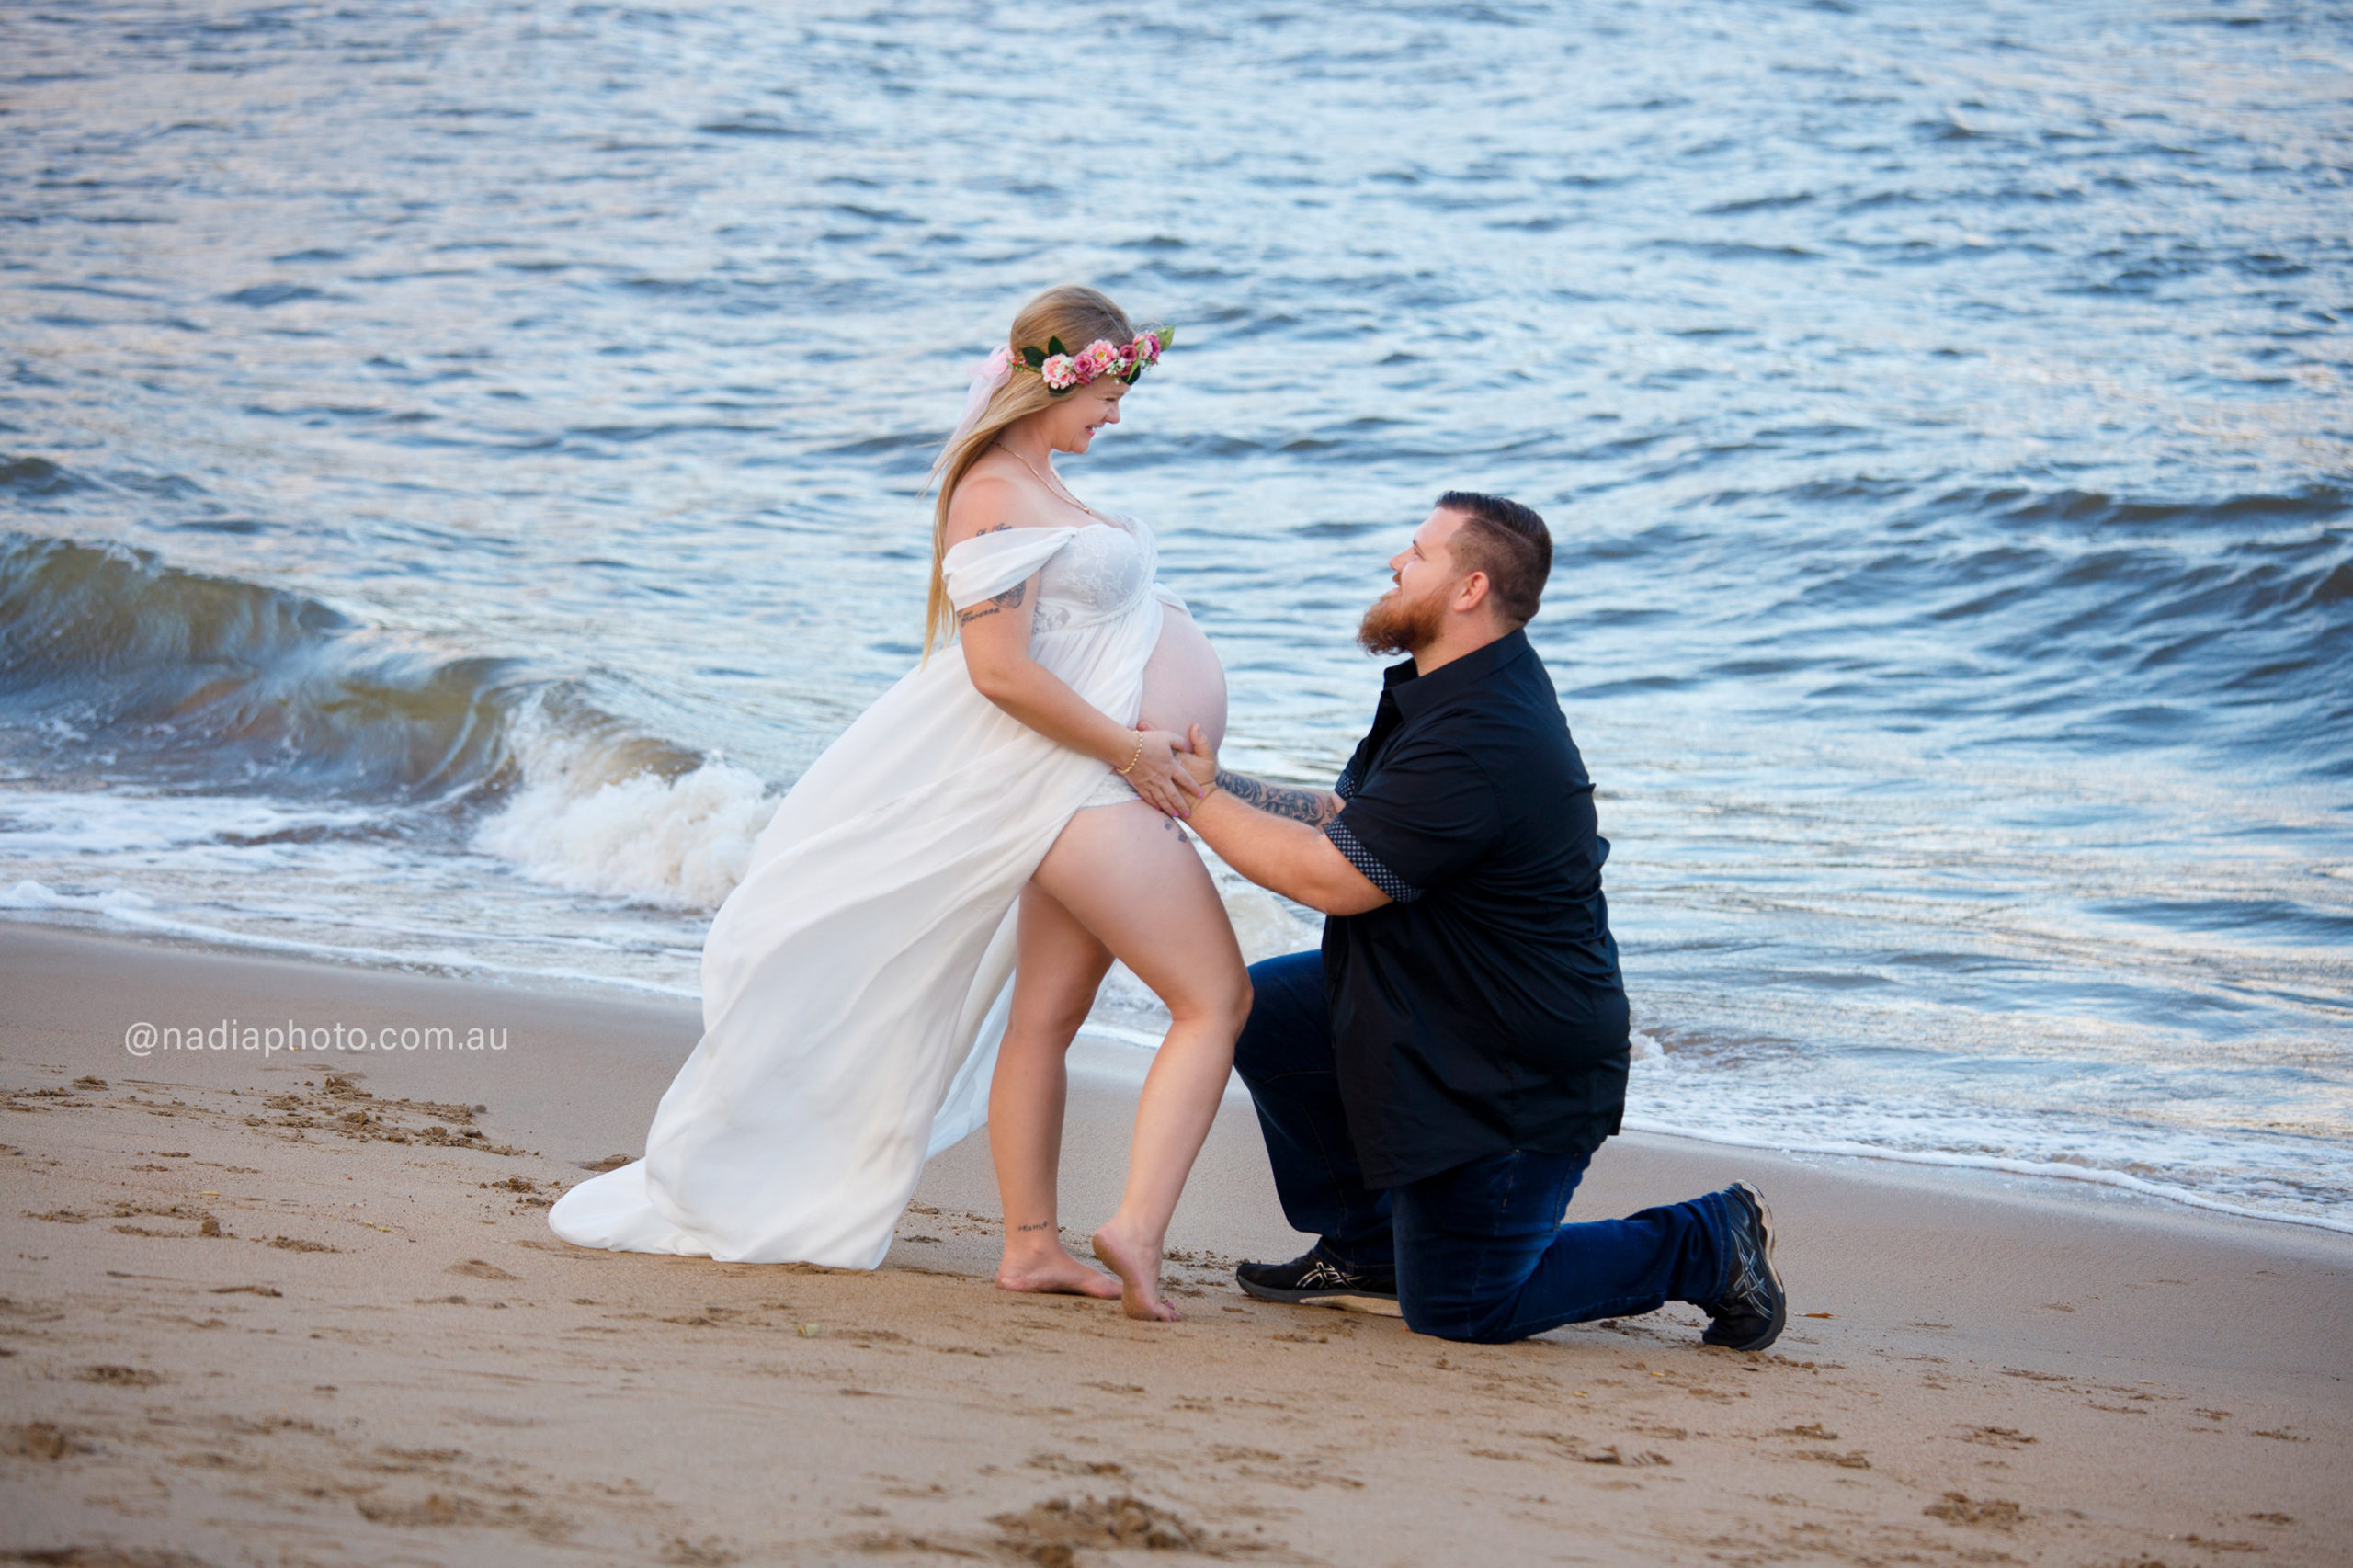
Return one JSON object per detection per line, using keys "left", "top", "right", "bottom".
{"left": 1076, "top": 339, "right": 1122, "bottom": 381}
{"left": 1040, "top": 353, "right": 1079, "bottom": 391}
{"left": 1131, "top": 331, "right": 1161, "bottom": 366}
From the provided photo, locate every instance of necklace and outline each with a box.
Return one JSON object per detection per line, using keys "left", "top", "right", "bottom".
{"left": 995, "top": 440, "right": 1110, "bottom": 524}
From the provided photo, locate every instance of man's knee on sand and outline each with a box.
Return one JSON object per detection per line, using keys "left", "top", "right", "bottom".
{"left": 1400, "top": 1269, "right": 1675, "bottom": 1344}
{"left": 1392, "top": 1213, "right": 1530, "bottom": 1344}
{"left": 1398, "top": 1281, "right": 1520, "bottom": 1344}
{"left": 1396, "top": 1262, "right": 1620, "bottom": 1345}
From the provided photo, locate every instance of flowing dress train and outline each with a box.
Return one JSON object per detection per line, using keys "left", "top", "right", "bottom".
{"left": 548, "top": 517, "right": 1177, "bottom": 1268}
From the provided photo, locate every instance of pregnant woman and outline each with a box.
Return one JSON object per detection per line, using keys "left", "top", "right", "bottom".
{"left": 550, "top": 286, "right": 1245, "bottom": 1322}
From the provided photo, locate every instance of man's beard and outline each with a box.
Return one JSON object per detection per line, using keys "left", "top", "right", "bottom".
{"left": 1356, "top": 583, "right": 1448, "bottom": 656}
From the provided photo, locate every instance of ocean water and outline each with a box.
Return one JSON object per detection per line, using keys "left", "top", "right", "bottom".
{"left": 3, "top": 1, "right": 2348, "bottom": 1230}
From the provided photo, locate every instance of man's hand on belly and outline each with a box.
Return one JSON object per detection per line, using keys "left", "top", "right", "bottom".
{"left": 1177, "top": 725, "right": 1386, "bottom": 915}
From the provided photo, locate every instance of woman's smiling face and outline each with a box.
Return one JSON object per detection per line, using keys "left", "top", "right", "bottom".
{"left": 1039, "top": 377, "right": 1128, "bottom": 453}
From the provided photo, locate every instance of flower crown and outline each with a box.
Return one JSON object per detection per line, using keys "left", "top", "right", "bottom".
{"left": 1015, "top": 327, "right": 1174, "bottom": 394}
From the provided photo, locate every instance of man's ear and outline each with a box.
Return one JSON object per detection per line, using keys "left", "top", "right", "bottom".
{"left": 1452, "top": 570, "right": 1493, "bottom": 615}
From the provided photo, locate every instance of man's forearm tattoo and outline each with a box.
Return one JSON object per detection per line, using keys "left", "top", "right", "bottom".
{"left": 957, "top": 579, "right": 1025, "bottom": 627}
{"left": 1214, "top": 770, "right": 1340, "bottom": 825}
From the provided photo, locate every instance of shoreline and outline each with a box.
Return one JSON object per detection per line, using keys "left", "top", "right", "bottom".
{"left": 1, "top": 919, "right": 2348, "bottom": 1564}
{"left": 8, "top": 907, "right": 2344, "bottom": 1243}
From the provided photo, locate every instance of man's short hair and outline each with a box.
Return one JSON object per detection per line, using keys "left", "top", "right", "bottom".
{"left": 1436, "top": 491, "right": 1551, "bottom": 627}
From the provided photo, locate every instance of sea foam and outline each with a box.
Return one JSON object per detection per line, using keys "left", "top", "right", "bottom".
{"left": 472, "top": 736, "right": 779, "bottom": 911}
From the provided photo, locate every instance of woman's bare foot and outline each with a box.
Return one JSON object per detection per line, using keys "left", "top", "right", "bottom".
{"left": 1091, "top": 1219, "right": 1179, "bottom": 1322}
{"left": 996, "top": 1238, "right": 1122, "bottom": 1300}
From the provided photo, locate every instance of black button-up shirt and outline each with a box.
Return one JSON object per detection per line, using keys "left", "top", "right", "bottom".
{"left": 1319, "top": 628, "right": 1630, "bottom": 1189}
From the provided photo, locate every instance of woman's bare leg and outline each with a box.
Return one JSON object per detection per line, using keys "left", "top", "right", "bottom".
{"left": 1030, "top": 801, "right": 1252, "bottom": 1321}
{"left": 990, "top": 884, "right": 1122, "bottom": 1299}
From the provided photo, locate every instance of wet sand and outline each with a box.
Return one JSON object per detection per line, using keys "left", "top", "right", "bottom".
{"left": 1, "top": 921, "right": 2347, "bottom": 1566}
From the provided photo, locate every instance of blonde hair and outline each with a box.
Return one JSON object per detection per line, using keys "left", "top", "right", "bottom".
{"left": 924, "top": 285, "right": 1138, "bottom": 657}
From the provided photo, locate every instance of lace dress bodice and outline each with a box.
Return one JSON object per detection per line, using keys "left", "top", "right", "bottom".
{"left": 1031, "top": 517, "right": 1151, "bottom": 633}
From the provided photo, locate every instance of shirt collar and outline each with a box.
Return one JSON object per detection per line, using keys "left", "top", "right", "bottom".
{"left": 1380, "top": 627, "right": 1532, "bottom": 720}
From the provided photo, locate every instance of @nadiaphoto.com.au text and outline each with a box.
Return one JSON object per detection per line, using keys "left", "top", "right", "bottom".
{"left": 124, "top": 1019, "right": 509, "bottom": 1059}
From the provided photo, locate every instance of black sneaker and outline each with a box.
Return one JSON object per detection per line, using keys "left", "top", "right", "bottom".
{"left": 1234, "top": 1245, "right": 1398, "bottom": 1308}
{"left": 1698, "top": 1181, "right": 1787, "bottom": 1352}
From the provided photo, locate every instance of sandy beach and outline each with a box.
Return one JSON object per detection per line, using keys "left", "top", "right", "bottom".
{"left": 1, "top": 920, "right": 2346, "bottom": 1567}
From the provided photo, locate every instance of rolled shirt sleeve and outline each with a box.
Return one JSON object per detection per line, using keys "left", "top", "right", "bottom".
{"left": 1322, "top": 730, "right": 1503, "bottom": 903}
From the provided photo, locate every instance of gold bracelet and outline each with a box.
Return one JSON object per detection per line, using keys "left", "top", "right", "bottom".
{"left": 1113, "top": 733, "right": 1145, "bottom": 776}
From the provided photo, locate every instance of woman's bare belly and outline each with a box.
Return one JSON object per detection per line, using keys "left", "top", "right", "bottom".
{"left": 1066, "top": 606, "right": 1227, "bottom": 814}
{"left": 1137, "top": 605, "right": 1227, "bottom": 754}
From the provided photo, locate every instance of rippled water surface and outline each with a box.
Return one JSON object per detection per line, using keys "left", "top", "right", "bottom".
{"left": 4, "top": 0, "right": 2349, "bottom": 1227}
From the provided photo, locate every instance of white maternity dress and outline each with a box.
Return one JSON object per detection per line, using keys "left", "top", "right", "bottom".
{"left": 548, "top": 515, "right": 1187, "bottom": 1269}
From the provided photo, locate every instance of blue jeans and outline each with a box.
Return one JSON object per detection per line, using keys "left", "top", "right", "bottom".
{"left": 1234, "top": 949, "right": 1737, "bottom": 1344}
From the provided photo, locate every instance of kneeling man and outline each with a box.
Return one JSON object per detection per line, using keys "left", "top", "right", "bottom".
{"left": 1176, "top": 492, "right": 1787, "bottom": 1348}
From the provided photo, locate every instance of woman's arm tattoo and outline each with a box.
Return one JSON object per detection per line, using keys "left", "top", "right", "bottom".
{"left": 957, "top": 580, "right": 1025, "bottom": 626}
{"left": 1214, "top": 770, "right": 1341, "bottom": 825}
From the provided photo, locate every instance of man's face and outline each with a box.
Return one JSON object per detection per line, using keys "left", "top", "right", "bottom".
{"left": 1358, "top": 508, "right": 1468, "bottom": 656}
